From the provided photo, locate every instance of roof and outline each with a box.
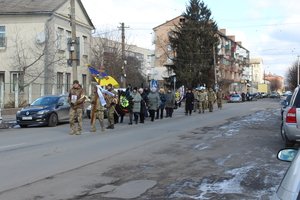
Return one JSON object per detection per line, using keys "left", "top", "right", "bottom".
{"left": 0, "top": 0, "right": 68, "bottom": 14}
{"left": 0, "top": 0, "right": 95, "bottom": 29}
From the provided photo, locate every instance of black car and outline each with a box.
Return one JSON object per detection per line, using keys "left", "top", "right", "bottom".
{"left": 16, "top": 95, "right": 70, "bottom": 127}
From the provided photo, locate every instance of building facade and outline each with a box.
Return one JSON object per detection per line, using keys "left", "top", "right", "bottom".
{"left": 0, "top": 0, "right": 94, "bottom": 108}
{"left": 153, "top": 17, "right": 250, "bottom": 93}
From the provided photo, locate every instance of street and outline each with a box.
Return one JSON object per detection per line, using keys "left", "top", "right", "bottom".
{"left": 0, "top": 99, "right": 290, "bottom": 200}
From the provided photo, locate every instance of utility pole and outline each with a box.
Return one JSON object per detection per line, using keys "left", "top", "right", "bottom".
{"left": 119, "top": 22, "right": 129, "bottom": 88}
{"left": 70, "top": 0, "right": 77, "bottom": 81}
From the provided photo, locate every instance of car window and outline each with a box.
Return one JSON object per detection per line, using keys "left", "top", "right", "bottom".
{"left": 292, "top": 87, "right": 300, "bottom": 108}
{"left": 31, "top": 96, "right": 59, "bottom": 106}
{"left": 58, "top": 97, "right": 69, "bottom": 106}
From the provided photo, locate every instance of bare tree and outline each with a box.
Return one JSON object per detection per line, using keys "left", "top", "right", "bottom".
{"left": 9, "top": 27, "right": 65, "bottom": 92}
{"left": 91, "top": 29, "right": 146, "bottom": 87}
{"left": 269, "top": 78, "right": 282, "bottom": 92}
{"left": 286, "top": 61, "right": 298, "bottom": 90}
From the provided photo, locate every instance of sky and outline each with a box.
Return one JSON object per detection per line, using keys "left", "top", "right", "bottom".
{"left": 81, "top": 0, "right": 300, "bottom": 77}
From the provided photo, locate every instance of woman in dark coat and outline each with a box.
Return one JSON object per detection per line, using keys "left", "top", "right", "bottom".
{"left": 184, "top": 88, "right": 194, "bottom": 115}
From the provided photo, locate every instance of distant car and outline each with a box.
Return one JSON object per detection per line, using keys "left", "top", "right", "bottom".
{"left": 16, "top": 95, "right": 70, "bottom": 128}
{"left": 272, "top": 148, "right": 300, "bottom": 200}
{"left": 246, "top": 93, "right": 258, "bottom": 101}
{"left": 281, "top": 86, "right": 300, "bottom": 146}
{"left": 261, "top": 92, "right": 268, "bottom": 98}
{"left": 228, "top": 94, "right": 242, "bottom": 103}
{"left": 270, "top": 91, "right": 280, "bottom": 98}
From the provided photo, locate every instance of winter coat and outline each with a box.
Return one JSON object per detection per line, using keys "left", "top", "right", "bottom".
{"left": 140, "top": 92, "right": 148, "bottom": 113}
{"left": 147, "top": 91, "right": 160, "bottom": 110}
{"left": 165, "top": 91, "right": 175, "bottom": 108}
{"left": 159, "top": 93, "right": 166, "bottom": 109}
{"left": 131, "top": 92, "right": 142, "bottom": 113}
{"left": 207, "top": 90, "right": 216, "bottom": 102}
{"left": 184, "top": 92, "right": 194, "bottom": 110}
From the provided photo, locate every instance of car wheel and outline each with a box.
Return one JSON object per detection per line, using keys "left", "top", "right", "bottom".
{"left": 20, "top": 125, "right": 28, "bottom": 128}
{"left": 48, "top": 113, "right": 58, "bottom": 127}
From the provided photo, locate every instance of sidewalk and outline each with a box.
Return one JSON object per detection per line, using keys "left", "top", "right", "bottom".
{"left": 0, "top": 108, "right": 18, "bottom": 128}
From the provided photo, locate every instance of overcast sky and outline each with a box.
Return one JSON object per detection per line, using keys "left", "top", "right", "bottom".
{"left": 81, "top": 0, "right": 300, "bottom": 77}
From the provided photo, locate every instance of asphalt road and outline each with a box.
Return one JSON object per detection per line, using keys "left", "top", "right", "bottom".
{"left": 0, "top": 99, "right": 286, "bottom": 199}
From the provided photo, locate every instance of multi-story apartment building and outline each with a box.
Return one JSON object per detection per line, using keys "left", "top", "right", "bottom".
{"left": 249, "top": 58, "right": 265, "bottom": 92}
{"left": 153, "top": 16, "right": 250, "bottom": 93}
{"left": 0, "top": 0, "right": 94, "bottom": 107}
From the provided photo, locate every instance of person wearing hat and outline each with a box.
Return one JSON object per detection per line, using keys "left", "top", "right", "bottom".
{"left": 207, "top": 87, "right": 216, "bottom": 112}
{"left": 128, "top": 87, "right": 142, "bottom": 124}
{"left": 90, "top": 84, "right": 105, "bottom": 132}
{"left": 184, "top": 88, "right": 194, "bottom": 116}
{"left": 156, "top": 88, "right": 166, "bottom": 119}
{"left": 198, "top": 88, "right": 207, "bottom": 113}
{"left": 68, "top": 80, "right": 85, "bottom": 135}
{"left": 104, "top": 83, "right": 118, "bottom": 129}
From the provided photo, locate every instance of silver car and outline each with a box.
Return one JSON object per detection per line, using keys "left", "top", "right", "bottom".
{"left": 281, "top": 86, "right": 300, "bottom": 146}
{"left": 228, "top": 94, "right": 242, "bottom": 103}
{"left": 272, "top": 148, "right": 300, "bottom": 200}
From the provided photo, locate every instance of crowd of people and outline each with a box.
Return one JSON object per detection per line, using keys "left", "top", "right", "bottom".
{"left": 67, "top": 80, "right": 223, "bottom": 135}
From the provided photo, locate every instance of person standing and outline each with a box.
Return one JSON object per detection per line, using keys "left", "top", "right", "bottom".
{"left": 216, "top": 89, "right": 223, "bottom": 109}
{"left": 156, "top": 88, "right": 166, "bottom": 119}
{"left": 198, "top": 89, "right": 207, "bottom": 113}
{"left": 139, "top": 88, "right": 148, "bottom": 123}
{"left": 68, "top": 80, "right": 85, "bottom": 135}
{"left": 128, "top": 87, "right": 142, "bottom": 124}
{"left": 165, "top": 89, "right": 175, "bottom": 118}
{"left": 90, "top": 85, "right": 105, "bottom": 132}
{"left": 207, "top": 88, "right": 216, "bottom": 112}
{"left": 147, "top": 87, "right": 160, "bottom": 122}
{"left": 184, "top": 88, "right": 194, "bottom": 116}
{"left": 104, "top": 83, "right": 118, "bottom": 129}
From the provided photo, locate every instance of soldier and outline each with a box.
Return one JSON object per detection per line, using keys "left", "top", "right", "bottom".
{"left": 207, "top": 88, "right": 216, "bottom": 112}
{"left": 198, "top": 89, "right": 207, "bottom": 113}
{"left": 216, "top": 89, "right": 223, "bottom": 109}
{"left": 90, "top": 85, "right": 105, "bottom": 132}
{"left": 68, "top": 80, "right": 85, "bottom": 135}
{"left": 104, "top": 83, "right": 118, "bottom": 129}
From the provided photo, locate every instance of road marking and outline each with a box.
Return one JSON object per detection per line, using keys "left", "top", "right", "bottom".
{"left": 0, "top": 143, "right": 26, "bottom": 150}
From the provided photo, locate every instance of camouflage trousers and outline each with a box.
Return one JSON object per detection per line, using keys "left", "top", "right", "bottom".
{"left": 70, "top": 108, "right": 83, "bottom": 134}
{"left": 198, "top": 101, "right": 206, "bottom": 113}
{"left": 107, "top": 106, "right": 115, "bottom": 126}
{"left": 90, "top": 110, "right": 104, "bottom": 132}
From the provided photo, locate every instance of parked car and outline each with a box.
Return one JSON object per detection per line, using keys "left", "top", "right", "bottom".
{"left": 281, "top": 86, "right": 300, "bottom": 146}
{"left": 270, "top": 91, "right": 280, "bottom": 98}
{"left": 228, "top": 94, "right": 242, "bottom": 103}
{"left": 16, "top": 95, "right": 70, "bottom": 127}
{"left": 281, "top": 94, "right": 292, "bottom": 119}
{"left": 261, "top": 92, "right": 268, "bottom": 98}
{"left": 247, "top": 93, "right": 258, "bottom": 101}
{"left": 272, "top": 148, "right": 300, "bottom": 200}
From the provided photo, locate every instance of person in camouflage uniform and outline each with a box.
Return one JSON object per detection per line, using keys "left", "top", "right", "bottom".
{"left": 90, "top": 85, "right": 105, "bottom": 132}
{"left": 207, "top": 88, "right": 216, "bottom": 112}
{"left": 104, "top": 83, "right": 118, "bottom": 129}
{"left": 68, "top": 80, "right": 85, "bottom": 135}
{"left": 216, "top": 89, "right": 223, "bottom": 109}
{"left": 198, "top": 89, "right": 207, "bottom": 113}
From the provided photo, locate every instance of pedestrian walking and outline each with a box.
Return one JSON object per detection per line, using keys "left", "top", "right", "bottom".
{"left": 104, "top": 84, "right": 118, "bottom": 129}
{"left": 139, "top": 88, "right": 148, "bottom": 123}
{"left": 156, "top": 88, "right": 166, "bottom": 119}
{"left": 68, "top": 80, "right": 85, "bottom": 135}
{"left": 198, "top": 88, "right": 207, "bottom": 113}
{"left": 184, "top": 88, "right": 194, "bottom": 115}
{"left": 165, "top": 89, "right": 175, "bottom": 117}
{"left": 147, "top": 87, "right": 160, "bottom": 122}
{"left": 207, "top": 88, "right": 216, "bottom": 112}
{"left": 128, "top": 87, "right": 142, "bottom": 125}
{"left": 216, "top": 89, "right": 223, "bottom": 109}
{"left": 90, "top": 85, "right": 105, "bottom": 132}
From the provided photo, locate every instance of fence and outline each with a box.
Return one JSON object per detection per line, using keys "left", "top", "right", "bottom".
{"left": 0, "top": 82, "right": 92, "bottom": 108}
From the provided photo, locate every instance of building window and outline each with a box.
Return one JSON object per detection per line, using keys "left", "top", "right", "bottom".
{"left": 0, "top": 72, "right": 4, "bottom": 91}
{"left": 82, "top": 36, "right": 88, "bottom": 56}
{"left": 82, "top": 74, "right": 87, "bottom": 92}
{"left": 0, "top": 26, "right": 6, "bottom": 48}
{"left": 66, "top": 73, "right": 71, "bottom": 92}
{"left": 57, "top": 72, "right": 63, "bottom": 94}
{"left": 10, "top": 72, "right": 20, "bottom": 92}
{"left": 56, "top": 27, "right": 64, "bottom": 51}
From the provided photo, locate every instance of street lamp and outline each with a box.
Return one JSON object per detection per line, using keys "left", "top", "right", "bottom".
{"left": 297, "top": 56, "right": 299, "bottom": 86}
